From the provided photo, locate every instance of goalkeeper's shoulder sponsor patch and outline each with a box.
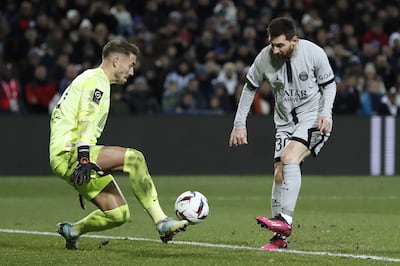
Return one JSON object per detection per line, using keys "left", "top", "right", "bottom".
{"left": 92, "top": 88, "right": 103, "bottom": 104}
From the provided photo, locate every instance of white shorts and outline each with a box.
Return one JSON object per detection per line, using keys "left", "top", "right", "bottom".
{"left": 274, "top": 122, "right": 331, "bottom": 162}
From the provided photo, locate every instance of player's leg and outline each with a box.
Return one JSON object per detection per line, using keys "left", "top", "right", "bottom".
{"left": 93, "top": 146, "right": 188, "bottom": 242}
{"left": 72, "top": 181, "right": 130, "bottom": 234}
{"left": 256, "top": 131, "right": 291, "bottom": 249}
{"left": 257, "top": 141, "right": 308, "bottom": 248}
{"left": 278, "top": 126, "right": 331, "bottom": 225}
{"left": 56, "top": 146, "right": 130, "bottom": 249}
{"left": 271, "top": 160, "right": 283, "bottom": 217}
{"left": 92, "top": 146, "right": 161, "bottom": 217}
{"left": 258, "top": 125, "right": 330, "bottom": 244}
{"left": 122, "top": 147, "right": 188, "bottom": 243}
{"left": 279, "top": 140, "right": 310, "bottom": 223}
{"left": 258, "top": 141, "right": 309, "bottom": 230}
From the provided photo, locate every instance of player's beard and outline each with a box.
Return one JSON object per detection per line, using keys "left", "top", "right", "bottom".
{"left": 282, "top": 44, "right": 295, "bottom": 60}
{"left": 114, "top": 72, "right": 129, "bottom": 85}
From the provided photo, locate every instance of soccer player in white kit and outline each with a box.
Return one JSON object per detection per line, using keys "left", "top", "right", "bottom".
{"left": 229, "top": 17, "right": 336, "bottom": 250}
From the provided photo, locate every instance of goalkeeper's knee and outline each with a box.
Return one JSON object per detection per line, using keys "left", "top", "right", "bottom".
{"left": 123, "top": 148, "right": 149, "bottom": 175}
{"left": 104, "top": 204, "right": 130, "bottom": 227}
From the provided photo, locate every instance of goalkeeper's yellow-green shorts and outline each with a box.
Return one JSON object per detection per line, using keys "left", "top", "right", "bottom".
{"left": 50, "top": 145, "right": 114, "bottom": 200}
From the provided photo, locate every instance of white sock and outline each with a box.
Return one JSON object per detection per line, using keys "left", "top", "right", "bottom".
{"left": 271, "top": 181, "right": 282, "bottom": 217}
{"left": 280, "top": 213, "right": 293, "bottom": 225}
{"left": 281, "top": 164, "right": 301, "bottom": 217}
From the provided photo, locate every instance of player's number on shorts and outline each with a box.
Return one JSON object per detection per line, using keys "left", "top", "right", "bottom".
{"left": 275, "top": 135, "right": 290, "bottom": 152}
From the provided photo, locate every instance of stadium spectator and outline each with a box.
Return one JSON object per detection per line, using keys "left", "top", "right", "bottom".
{"left": 358, "top": 75, "right": 385, "bottom": 116}
{"left": 252, "top": 80, "right": 274, "bottom": 115}
{"left": 209, "top": 81, "right": 234, "bottom": 113}
{"left": 194, "top": 29, "right": 216, "bottom": 64}
{"left": 388, "top": 30, "right": 400, "bottom": 56}
{"left": 1, "top": 0, "right": 400, "bottom": 116}
{"left": 162, "top": 79, "right": 181, "bottom": 113}
{"left": 70, "top": 18, "right": 101, "bottom": 66}
{"left": 301, "top": 8, "right": 323, "bottom": 40}
{"left": 213, "top": 62, "right": 239, "bottom": 104}
{"left": 362, "top": 20, "right": 389, "bottom": 47}
{"left": 213, "top": 0, "right": 238, "bottom": 31}
{"left": 87, "top": 1, "right": 118, "bottom": 34}
{"left": 50, "top": 53, "right": 71, "bottom": 83}
{"left": 24, "top": 64, "right": 57, "bottom": 113}
{"left": 0, "top": 11, "right": 10, "bottom": 57}
{"left": 65, "top": 9, "right": 82, "bottom": 33}
{"left": 45, "top": 26, "right": 67, "bottom": 56}
{"left": 48, "top": 63, "right": 81, "bottom": 114}
{"left": 93, "top": 23, "right": 110, "bottom": 50}
{"left": 110, "top": 85, "right": 130, "bottom": 115}
{"left": 141, "top": 0, "right": 166, "bottom": 33}
{"left": 126, "top": 76, "right": 160, "bottom": 114}
{"left": 178, "top": 91, "right": 197, "bottom": 113}
{"left": 184, "top": 76, "right": 209, "bottom": 111}
{"left": 377, "top": 86, "right": 400, "bottom": 116}
{"left": 163, "top": 59, "right": 196, "bottom": 93}
{"left": 0, "top": 62, "right": 23, "bottom": 113}
{"left": 375, "top": 49, "right": 397, "bottom": 89}
{"left": 8, "top": 1, "right": 34, "bottom": 39}
{"left": 142, "top": 53, "right": 172, "bottom": 105}
{"left": 110, "top": 0, "right": 133, "bottom": 37}
{"left": 333, "top": 75, "right": 360, "bottom": 115}
{"left": 194, "top": 64, "right": 214, "bottom": 105}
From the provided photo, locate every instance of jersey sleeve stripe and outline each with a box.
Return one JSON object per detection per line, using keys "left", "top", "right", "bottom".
{"left": 318, "top": 77, "right": 335, "bottom": 88}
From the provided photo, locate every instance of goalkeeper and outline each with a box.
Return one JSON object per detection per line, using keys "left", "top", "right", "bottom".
{"left": 49, "top": 39, "right": 188, "bottom": 250}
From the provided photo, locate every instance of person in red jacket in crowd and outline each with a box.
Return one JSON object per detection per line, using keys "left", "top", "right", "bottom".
{"left": 0, "top": 62, "right": 23, "bottom": 113}
{"left": 24, "top": 64, "right": 57, "bottom": 113}
{"left": 362, "top": 21, "right": 389, "bottom": 47}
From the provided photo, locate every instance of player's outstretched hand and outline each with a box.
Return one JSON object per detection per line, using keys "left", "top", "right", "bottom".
{"left": 317, "top": 116, "right": 332, "bottom": 134}
{"left": 229, "top": 128, "right": 248, "bottom": 147}
{"left": 70, "top": 145, "right": 104, "bottom": 185}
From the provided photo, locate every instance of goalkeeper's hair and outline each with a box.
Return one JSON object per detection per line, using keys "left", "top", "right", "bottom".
{"left": 102, "top": 39, "right": 140, "bottom": 59}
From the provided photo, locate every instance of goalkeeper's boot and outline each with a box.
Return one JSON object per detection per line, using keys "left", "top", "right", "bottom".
{"left": 256, "top": 214, "right": 292, "bottom": 237}
{"left": 157, "top": 217, "right": 189, "bottom": 243}
{"left": 57, "top": 222, "right": 80, "bottom": 250}
{"left": 261, "top": 233, "right": 288, "bottom": 250}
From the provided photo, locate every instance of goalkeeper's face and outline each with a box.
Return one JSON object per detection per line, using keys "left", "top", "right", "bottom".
{"left": 113, "top": 53, "right": 137, "bottom": 84}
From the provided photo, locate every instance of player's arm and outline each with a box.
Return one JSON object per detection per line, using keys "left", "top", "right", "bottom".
{"left": 230, "top": 50, "right": 265, "bottom": 147}
{"left": 229, "top": 82, "right": 257, "bottom": 147}
{"left": 76, "top": 79, "right": 102, "bottom": 146}
{"left": 71, "top": 79, "right": 104, "bottom": 185}
{"left": 318, "top": 81, "right": 336, "bottom": 133}
{"left": 314, "top": 46, "right": 337, "bottom": 133}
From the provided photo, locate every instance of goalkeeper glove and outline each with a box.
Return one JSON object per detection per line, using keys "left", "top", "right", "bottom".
{"left": 70, "top": 145, "right": 104, "bottom": 185}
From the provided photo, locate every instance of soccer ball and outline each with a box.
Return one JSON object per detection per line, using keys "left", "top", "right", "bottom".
{"left": 174, "top": 191, "right": 209, "bottom": 224}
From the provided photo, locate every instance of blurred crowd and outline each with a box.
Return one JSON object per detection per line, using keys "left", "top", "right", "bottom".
{"left": 0, "top": 0, "right": 400, "bottom": 116}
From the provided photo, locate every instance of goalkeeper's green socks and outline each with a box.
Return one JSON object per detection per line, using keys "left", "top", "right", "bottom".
{"left": 123, "top": 148, "right": 167, "bottom": 224}
{"left": 73, "top": 204, "right": 130, "bottom": 235}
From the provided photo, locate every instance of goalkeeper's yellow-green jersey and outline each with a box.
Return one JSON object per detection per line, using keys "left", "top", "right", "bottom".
{"left": 49, "top": 68, "right": 110, "bottom": 159}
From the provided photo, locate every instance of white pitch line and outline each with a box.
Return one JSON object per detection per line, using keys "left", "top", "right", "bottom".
{"left": 1, "top": 229, "right": 400, "bottom": 263}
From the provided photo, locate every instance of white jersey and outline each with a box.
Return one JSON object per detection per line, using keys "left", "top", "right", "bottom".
{"left": 246, "top": 39, "right": 335, "bottom": 127}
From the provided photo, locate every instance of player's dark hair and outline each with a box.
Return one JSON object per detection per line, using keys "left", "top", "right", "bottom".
{"left": 102, "top": 39, "right": 140, "bottom": 59}
{"left": 267, "top": 17, "right": 297, "bottom": 40}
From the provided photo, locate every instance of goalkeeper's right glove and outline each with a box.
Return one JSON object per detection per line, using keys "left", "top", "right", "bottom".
{"left": 70, "top": 145, "right": 104, "bottom": 185}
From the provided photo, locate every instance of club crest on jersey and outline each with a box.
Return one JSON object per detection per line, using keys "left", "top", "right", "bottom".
{"left": 93, "top": 88, "right": 103, "bottom": 104}
{"left": 299, "top": 72, "right": 308, "bottom": 81}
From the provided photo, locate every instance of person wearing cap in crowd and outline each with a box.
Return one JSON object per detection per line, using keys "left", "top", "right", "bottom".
{"left": 377, "top": 86, "right": 400, "bottom": 116}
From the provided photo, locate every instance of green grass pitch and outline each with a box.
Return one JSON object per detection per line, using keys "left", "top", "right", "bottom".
{"left": 1, "top": 175, "right": 399, "bottom": 265}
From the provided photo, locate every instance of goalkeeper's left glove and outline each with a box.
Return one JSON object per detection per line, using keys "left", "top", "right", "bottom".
{"left": 70, "top": 145, "right": 104, "bottom": 185}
